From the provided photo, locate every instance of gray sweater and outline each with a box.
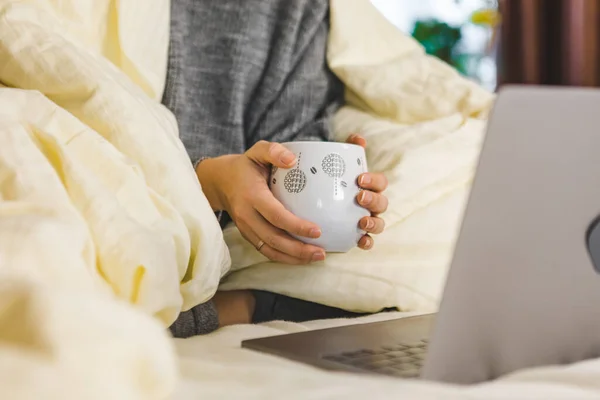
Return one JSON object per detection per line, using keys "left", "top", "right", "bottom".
{"left": 162, "top": 0, "right": 343, "bottom": 337}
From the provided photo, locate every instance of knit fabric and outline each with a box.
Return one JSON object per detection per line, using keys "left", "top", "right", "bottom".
{"left": 163, "top": 0, "right": 345, "bottom": 338}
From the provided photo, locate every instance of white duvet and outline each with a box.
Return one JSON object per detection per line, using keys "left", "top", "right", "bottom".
{"left": 1, "top": 0, "right": 599, "bottom": 399}
{"left": 174, "top": 313, "right": 600, "bottom": 400}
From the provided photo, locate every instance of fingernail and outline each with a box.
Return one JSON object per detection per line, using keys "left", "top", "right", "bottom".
{"left": 360, "top": 191, "right": 372, "bottom": 205}
{"left": 366, "top": 237, "right": 373, "bottom": 249}
{"left": 280, "top": 151, "right": 295, "bottom": 166}
{"left": 312, "top": 251, "right": 325, "bottom": 262}
{"left": 309, "top": 228, "right": 321, "bottom": 238}
{"left": 365, "top": 218, "right": 374, "bottom": 230}
{"left": 359, "top": 174, "right": 371, "bottom": 186}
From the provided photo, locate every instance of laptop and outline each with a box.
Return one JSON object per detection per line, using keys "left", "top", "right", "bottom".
{"left": 242, "top": 86, "right": 600, "bottom": 384}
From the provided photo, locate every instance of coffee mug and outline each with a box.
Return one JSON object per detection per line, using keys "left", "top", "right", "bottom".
{"left": 269, "top": 141, "right": 370, "bottom": 252}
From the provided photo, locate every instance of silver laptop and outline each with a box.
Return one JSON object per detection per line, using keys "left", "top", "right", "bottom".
{"left": 242, "top": 86, "right": 600, "bottom": 385}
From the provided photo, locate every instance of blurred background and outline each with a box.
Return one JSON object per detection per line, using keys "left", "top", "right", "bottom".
{"left": 371, "top": 0, "right": 600, "bottom": 91}
{"left": 371, "top": 0, "right": 500, "bottom": 91}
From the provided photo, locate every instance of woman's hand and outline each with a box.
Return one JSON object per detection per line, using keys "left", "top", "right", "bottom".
{"left": 197, "top": 141, "right": 326, "bottom": 265}
{"left": 346, "top": 134, "right": 388, "bottom": 250}
{"left": 196, "top": 135, "right": 388, "bottom": 263}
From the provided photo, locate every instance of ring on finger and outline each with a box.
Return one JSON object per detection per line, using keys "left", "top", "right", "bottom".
{"left": 256, "top": 239, "right": 266, "bottom": 251}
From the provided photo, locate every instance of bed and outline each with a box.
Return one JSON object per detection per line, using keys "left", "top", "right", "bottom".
{"left": 173, "top": 312, "right": 600, "bottom": 399}
{"left": 1, "top": 0, "right": 599, "bottom": 399}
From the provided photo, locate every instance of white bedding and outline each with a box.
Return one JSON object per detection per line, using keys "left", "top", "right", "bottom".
{"left": 174, "top": 313, "right": 600, "bottom": 399}
{"left": 2, "top": 0, "right": 600, "bottom": 399}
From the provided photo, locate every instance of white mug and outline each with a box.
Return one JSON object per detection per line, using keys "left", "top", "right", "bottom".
{"left": 269, "top": 141, "right": 370, "bottom": 252}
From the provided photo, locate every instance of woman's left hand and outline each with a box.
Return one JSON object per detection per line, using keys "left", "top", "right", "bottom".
{"left": 346, "top": 134, "right": 388, "bottom": 250}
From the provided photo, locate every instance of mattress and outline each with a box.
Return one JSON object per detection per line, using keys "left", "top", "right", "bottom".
{"left": 174, "top": 313, "right": 600, "bottom": 399}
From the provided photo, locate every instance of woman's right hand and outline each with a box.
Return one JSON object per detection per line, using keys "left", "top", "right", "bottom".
{"left": 196, "top": 141, "right": 326, "bottom": 265}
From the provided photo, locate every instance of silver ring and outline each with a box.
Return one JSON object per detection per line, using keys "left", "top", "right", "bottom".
{"left": 256, "top": 240, "right": 265, "bottom": 251}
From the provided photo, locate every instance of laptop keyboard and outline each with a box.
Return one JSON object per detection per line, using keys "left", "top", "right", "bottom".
{"left": 321, "top": 339, "right": 429, "bottom": 378}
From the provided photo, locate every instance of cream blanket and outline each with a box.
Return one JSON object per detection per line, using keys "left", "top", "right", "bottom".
{"left": 2, "top": 0, "right": 594, "bottom": 399}
{"left": 0, "top": 0, "right": 228, "bottom": 398}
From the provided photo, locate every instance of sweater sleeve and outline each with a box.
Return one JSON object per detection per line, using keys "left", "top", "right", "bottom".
{"left": 161, "top": 0, "right": 343, "bottom": 163}
{"left": 169, "top": 300, "right": 219, "bottom": 338}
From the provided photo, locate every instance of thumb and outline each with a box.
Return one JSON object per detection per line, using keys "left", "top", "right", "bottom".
{"left": 245, "top": 140, "right": 297, "bottom": 168}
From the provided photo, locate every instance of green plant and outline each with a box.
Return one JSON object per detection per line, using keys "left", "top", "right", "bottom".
{"left": 411, "top": 19, "right": 465, "bottom": 74}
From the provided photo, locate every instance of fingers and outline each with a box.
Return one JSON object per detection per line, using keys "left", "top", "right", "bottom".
{"left": 240, "top": 210, "right": 326, "bottom": 264}
{"left": 246, "top": 140, "right": 296, "bottom": 168}
{"left": 253, "top": 190, "right": 321, "bottom": 239}
{"left": 357, "top": 216, "right": 384, "bottom": 251}
{"left": 358, "top": 172, "right": 388, "bottom": 193}
{"left": 357, "top": 190, "right": 388, "bottom": 215}
{"left": 359, "top": 216, "right": 385, "bottom": 235}
{"left": 358, "top": 235, "right": 374, "bottom": 250}
{"left": 347, "top": 135, "right": 385, "bottom": 250}
{"left": 251, "top": 212, "right": 326, "bottom": 263}
{"left": 261, "top": 244, "right": 316, "bottom": 265}
{"left": 346, "top": 133, "right": 367, "bottom": 148}
{"left": 239, "top": 225, "right": 307, "bottom": 265}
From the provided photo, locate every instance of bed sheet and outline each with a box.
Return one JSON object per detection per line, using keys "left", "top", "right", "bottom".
{"left": 174, "top": 313, "right": 600, "bottom": 399}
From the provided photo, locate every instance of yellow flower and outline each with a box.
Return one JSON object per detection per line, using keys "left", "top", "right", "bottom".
{"left": 471, "top": 8, "right": 500, "bottom": 27}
